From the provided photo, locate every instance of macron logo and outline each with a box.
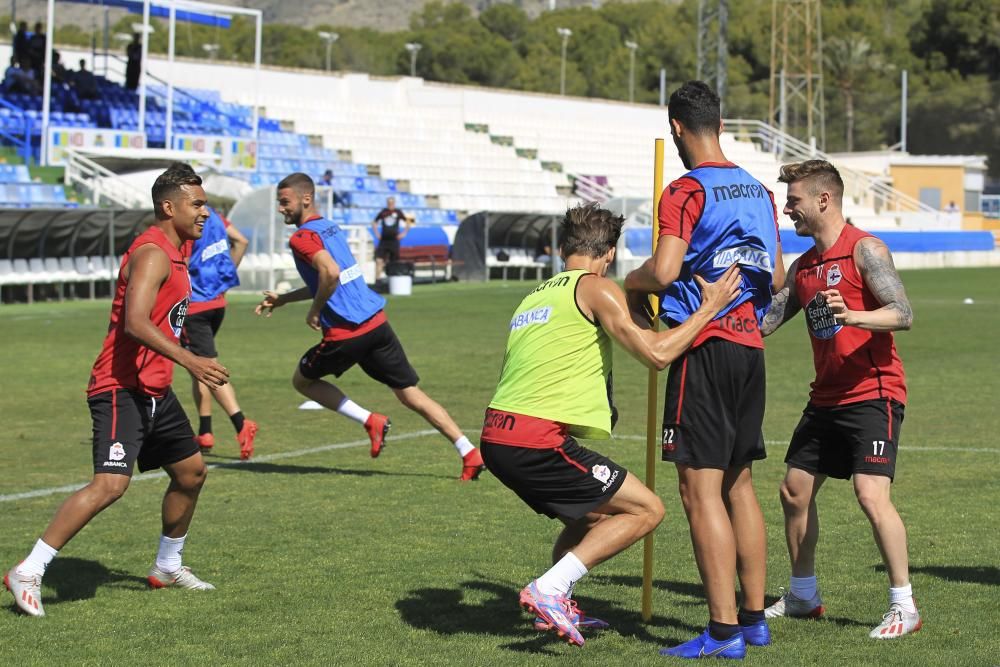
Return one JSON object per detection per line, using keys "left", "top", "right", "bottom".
{"left": 713, "top": 246, "right": 771, "bottom": 272}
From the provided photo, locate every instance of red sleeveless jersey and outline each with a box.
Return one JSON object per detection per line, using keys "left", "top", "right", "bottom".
{"left": 794, "top": 224, "right": 906, "bottom": 407}
{"left": 88, "top": 226, "right": 191, "bottom": 398}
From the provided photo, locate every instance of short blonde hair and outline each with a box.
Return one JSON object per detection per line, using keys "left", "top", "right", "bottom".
{"left": 778, "top": 159, "right": 844, "bottom": 202}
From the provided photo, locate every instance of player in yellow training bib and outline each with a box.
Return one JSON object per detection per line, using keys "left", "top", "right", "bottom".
{"left": 481, "top": 202, "right": 743, "bottom": 647}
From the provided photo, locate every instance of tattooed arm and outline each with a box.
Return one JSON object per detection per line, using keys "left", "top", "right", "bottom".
{"left": 761, "top": 258, "right": 802, "bottom": 336}
{"left": 821, "top": 237, "right": 913, "bottom": 332}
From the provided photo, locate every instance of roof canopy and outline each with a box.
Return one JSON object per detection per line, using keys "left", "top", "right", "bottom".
{"left": 59, "top": 0, "right": 232, "bottom": 28}
{"left": 0, "top": 207, "right": 154, "bottom": 259}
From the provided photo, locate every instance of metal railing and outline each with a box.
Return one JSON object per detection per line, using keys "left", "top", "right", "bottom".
{"left": 0, "top": 97, "right": 35, "bottom": 165}
{"left": 63, "top": 148, "right": 147, "bottom": 208}
{"left": 566, "top": 172, "right": 614, "bottom": 204}
{"left": 724, "top": 119, "right": 947, "bottom": 227}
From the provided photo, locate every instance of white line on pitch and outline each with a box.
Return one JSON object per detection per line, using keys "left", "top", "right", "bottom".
{"left": 0, "top": 428, "right": 441, "bottom": 504}
{"left": 614, "top": 434, "right": 998, "bottom": 454}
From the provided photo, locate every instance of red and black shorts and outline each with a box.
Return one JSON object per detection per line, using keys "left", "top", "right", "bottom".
{"left": 181, "top": 306, "right": 225, "bottom": 358}
{"left": 661, "top": 338, "right": 767, "bottom": 469}
{"left": 298, "top": 321, "right": 419, "bottom": 390}
{"left": 88, "top": 388, "right": 199, "bottom": 476}
{"left": 785, "top": 399, "right": 905, "bottom": 480}
{"left": 481, "top": 438, "right": 628, "bottom": 520}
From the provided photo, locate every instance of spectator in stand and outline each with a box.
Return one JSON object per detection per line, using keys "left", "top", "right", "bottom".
{"left": 28, "top": 23, "right": 46, "bottom": 83}
{"left": 13, "top": 22, "right": 30, "bottom": 68}
{"left": 944, "top": 201, "right": 960, "bottom": 214}
{"left": 126, "top": 33, "right": 142, "bottom": 91}
{"left": 318, "top": 169, "right": 347, "bottom": 208}
{"left": 73, "top": 59, "right": 99, "bottom": 99}
{"left": 3, "top": 56, "right": 39, "bottom": 95}
{"left": 371, "top": 196, "right": 411, "bottom": 281}
{"left": 51, "top": 51, "right": 68, "bottom": 84}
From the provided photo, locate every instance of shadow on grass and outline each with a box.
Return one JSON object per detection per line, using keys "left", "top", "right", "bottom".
{"left": 875, "top": 563, "right": 999, "bottom": 586}
{"left": 42, "top": 557, "right": 147, "bottom": 606}
{"left": 396, "top": 573, "right": 701, "bottom": 653}
{"left": 209, "top": 460, "right": 446, "bottom": 479}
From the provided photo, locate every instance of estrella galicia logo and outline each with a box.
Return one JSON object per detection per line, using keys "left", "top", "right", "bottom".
{"left": 805, "top": 293, "right": 841, "bottom": 340}
{"left": 168, "top": 297, "right": 190, "bottom": 338}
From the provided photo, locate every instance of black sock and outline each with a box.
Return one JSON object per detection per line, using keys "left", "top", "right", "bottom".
{"left": 737, "top": 608, "right": 765, "bottom": 627}
{"left": 198, "top": 416, "right": 212, "bottom": 436}
{"left": 230, "top": 411, "right": 245, "bottom": 433}
{"left": 708, "top": 620, "right": 740, "bottom": 641}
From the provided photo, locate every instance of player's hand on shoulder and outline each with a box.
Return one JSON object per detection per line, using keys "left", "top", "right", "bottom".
{"left": 255, "top": 290, "right": 281, "bottom": 316}
{"left": 187, "top": 356, "right": 229, "bottom": 387}
{"left": 695, "top": 263, "right": 742, "bottom": 314}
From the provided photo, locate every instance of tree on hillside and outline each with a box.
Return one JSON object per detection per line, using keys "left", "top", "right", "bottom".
{"left": 825, "top": 36, "right": 888, "bottom": 152}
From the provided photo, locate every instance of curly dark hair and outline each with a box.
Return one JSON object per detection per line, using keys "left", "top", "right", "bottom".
{"left": 151, "top": 162, "right": 202, "bottom": 220}
{"left": 667, "top": 80, "right": 721, "bottom": 135}
{"left": 559, "top": 202, "right": 624, "bottom": 258}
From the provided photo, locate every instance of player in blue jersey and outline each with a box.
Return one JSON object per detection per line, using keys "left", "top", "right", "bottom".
{"left": 254, "top": 173, "right": 485, "bottom": 481}
{"left": 624, "top": 81, "right": 785, "bottom": 660}
{"left": 183, "top": 207, "right": 258, "bottom": 460}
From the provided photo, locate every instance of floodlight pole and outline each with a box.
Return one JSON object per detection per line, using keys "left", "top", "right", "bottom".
{"left": 900, "top": 69, "right": 907, "bottom": 153}
{"left": 625, "top": 40, "right": 638, "bottom": 103}
{"left": 405, "top": 42, "right": 422, "bottom": 78}
{"left": 319, "top": 31, "right": 339, "bottom": 72}
{"left": 166, "top": 2, "right": 176, "bottom": 149}
{"left": 41, "top": 0, "right": 54, "bottom": 165}
{"left": 253, "top": 12, "right": 262, "bottom": 148}
{"left": 557, "top": 28, "right": 572, "bottom": 96}
{"left": 138, "top": 0, "right": 150, "bottom": 135}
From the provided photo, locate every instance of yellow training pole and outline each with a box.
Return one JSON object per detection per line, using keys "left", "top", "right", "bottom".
{"left": 641, "top": 138, "right": 664, "bottom": 623}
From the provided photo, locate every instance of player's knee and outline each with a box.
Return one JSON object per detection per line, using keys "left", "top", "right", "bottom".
{"left": 291, "top": 370, "right": 313, "bottom": 393}
{"left": 642, "top": 493, "right": 666, "bottom": 529}
{"left": 91, "top": 475, "right": 130, "bottom": 505}
{"left": 855, "top": 485, "right": 891, "bottom": 518}
{"left": 779, "top": 478, "right": 809, "bottom": 511}
{"left": 178, "top": 463, "right": 208, "bottom": 493}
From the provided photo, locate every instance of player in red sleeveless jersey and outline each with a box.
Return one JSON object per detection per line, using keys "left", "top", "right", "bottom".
{"left": 4, "top": 164, "right": 229, "bottom": 617}
{"left": 761, "top": 160, "right": 920, "bottom": 639}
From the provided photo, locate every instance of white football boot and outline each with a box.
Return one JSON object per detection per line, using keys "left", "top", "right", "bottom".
{"left": 147, "top": 565, "right": 216, "bottom": 590}
{"left": 869, "top": 602, "right": 922, "bottom": 639}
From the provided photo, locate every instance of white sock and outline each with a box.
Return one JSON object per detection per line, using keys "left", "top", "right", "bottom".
{"left": 790, "top": 575, "right": 817, "bottom": 600}
{"left": 535, "top": 552, "right": 588, "bottom": 598}
{"left": 889, "top": 583, "right": 916, "bottom": 613}
{"left": 155, "top": 534, "right": 186, "bottom": 574}
{"left": 16, "top": 539, "right": 58, "bottom": 578}
{"left": 336, "top": 398, "right": 371, "bottom": 425}
{"left": 454, "top": 435, "right": 475, "bottom": 458}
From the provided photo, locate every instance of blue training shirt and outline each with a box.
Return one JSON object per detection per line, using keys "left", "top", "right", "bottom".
{"left": 658, "top": 163, "right": 779, "bottom": 326}
{"left": 290, "top": 216, "right": 386, "bottom": 327}
{"left": 189, "top": 208, "right": 240, "bottom": 303}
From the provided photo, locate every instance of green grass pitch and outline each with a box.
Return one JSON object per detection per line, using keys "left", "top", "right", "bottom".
{"left": 1, "top": 268, "right": 997, "bottom": 665}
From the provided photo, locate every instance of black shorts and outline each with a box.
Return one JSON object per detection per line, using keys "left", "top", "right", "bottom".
{"left": 181, "top": 307, "right": 225, "bottom": 357}
{"left": 375, "top": 240, "right": 400, "bottom": 263}
{"left": 89, "top": 388, "right": 199, "bottom": 476}
{"left": 481, "top": 438, "right": 628, "bottom": 520}
{"left": 661, "top": 338, "right": 767, "bottom": 469}
{"left": 785, "top": 399, "right": 905, "bottom": 480}
{"left": 298, "top": 321, "right": 419, "bottom": 389}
